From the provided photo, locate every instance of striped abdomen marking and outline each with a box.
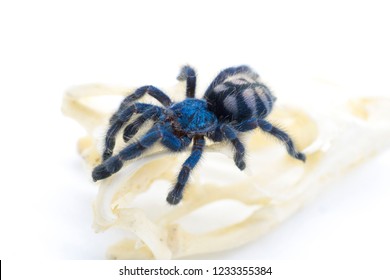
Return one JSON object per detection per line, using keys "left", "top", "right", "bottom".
{"left": 210, "top": 78, "right": 275, "bottom": 121}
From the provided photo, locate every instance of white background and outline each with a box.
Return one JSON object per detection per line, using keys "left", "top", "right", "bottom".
{"left": 0, "top": 0, "right": 389, "bottom": 262}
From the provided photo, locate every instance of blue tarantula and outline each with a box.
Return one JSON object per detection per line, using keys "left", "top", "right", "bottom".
{"left": 92, "top": 65, "right": 306, "bottom": 205}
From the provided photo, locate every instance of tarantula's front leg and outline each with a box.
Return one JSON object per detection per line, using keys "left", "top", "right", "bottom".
{"left": 93, "top": 125, "right": 164, "bottom": 181}
{"left": 122, "top": 106, "right": 163, "bottom": 142}
{"left": 116, "top": 86, "right": 172, "bottom": 114}
{"left": 167, "top": 136, "right": 205, "bottom": 205}
{"left": 177, "top": 65, "right": 196, "bottom": 98}
{"left": 220, "top": 124, "right": 246, "bottom": 170}
{"left": 102, "top": 103, "right": 156, "bottom": 161}
{"left": 108, "top": 86, "right": 172, "bottom": 128}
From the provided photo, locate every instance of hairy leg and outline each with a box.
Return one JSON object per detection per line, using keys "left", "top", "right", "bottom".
{"left": 206, "top": 126, "right": 224, "bottom": 142}
{"left": 256, "top": 119, "right": 306, "bottom": 162}
{"left": 108, "top": 86, "right": 172, "bottom": 129}
{"left": 93, "top": 125, "right": 164, "bottom": 181}
{"left": 234, "top": 117, "right": 272, "bottom": 132}
{"left": 93, "top": 124, "right": 193, "bottom": 181}
{"left": 177, "top": 65, "right": 196, "bottom": 98}
{"left": 103, "top": 103, "right": 158, "bottom": 160}
{"left": 122, "top": 106, "right": 163, "bottom": 142}
{"left": 102, "top": 85, "right": 172, "bottom": 160}
{"left": 220, "top": 124, "right": 246, "bottom": 170}
{"left": 118, "top": 85, "right": 172, "bottom": 111}
{"left": 167, "top": 136, "right": 205, "bottom": 205}
{"left": 160, "top": 132, "right": 192, "bottom": 152}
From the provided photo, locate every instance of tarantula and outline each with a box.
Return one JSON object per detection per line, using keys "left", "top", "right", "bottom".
{"left": 92, "top": 65, "right": 306, "bottom": 205}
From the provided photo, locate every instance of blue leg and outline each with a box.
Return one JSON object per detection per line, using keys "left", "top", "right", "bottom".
{"left": 108, "top": 86, "right": 172, "bottom": 127}
{"left": 234, "top": 117, "right": 272, "bottom": 132}
{"left": 177, "top": 65, "right": 197, "bottom": 98}
{"left": 166, "top": 136, "right": 205, "bottom": 205}
{"left": 103, "top": 103, "right": 156, "bottom": 161}
{"left": 119, "top": 85, "right": 172, "bottom": 109}
{"left": 93, "top": 125, "right": 164, "bottom": 181}
{"left": 204, "top": 65, "right": 259, "bottom": 99}
{"left": 122, "top": 106, "right": 162, "bottom": 142}
{"left": 220, "top": 124, "right": 246, "bottom": 170}
{"left": 126, "top": 119, "right": 192, "bottom": 151}
{"left": 206, "top": 126, "right": 224, "bottom": 142}
{"left": 93, "top": 125, "right": 192, "bottom": 182}
{"left": 160, "top": 132, "right": 192, "bottom": 152}
{"left": 257, "top": 119, "right": 306, "bottom": 162}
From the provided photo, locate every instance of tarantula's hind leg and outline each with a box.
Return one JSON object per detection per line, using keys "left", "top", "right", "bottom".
{"left": 177, "top": 65, "right": 197, "bottom": 98}
{"left": 167, "top": 136, "right": 205, "bottom": 205}
{"left": 258, "top": 119, "right": 306, "bottom": 162}
{"left": 220, "top": 124, "right": 246, "bottom": 170}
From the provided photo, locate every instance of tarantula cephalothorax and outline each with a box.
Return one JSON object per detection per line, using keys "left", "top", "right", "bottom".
{"left": 92, "top": 65, "right": 306, "bottom": 205}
